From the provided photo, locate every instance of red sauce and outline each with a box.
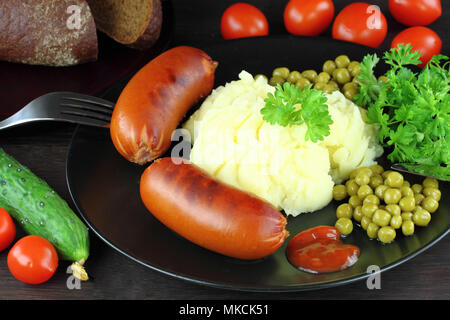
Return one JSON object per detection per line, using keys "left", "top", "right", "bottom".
{"left": 286, "top": 225, "right": 360, "bottom": 274}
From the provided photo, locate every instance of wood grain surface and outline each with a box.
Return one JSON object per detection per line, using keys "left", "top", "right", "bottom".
{"left": 0, "top": 0, "right": 448, "bottom": 300}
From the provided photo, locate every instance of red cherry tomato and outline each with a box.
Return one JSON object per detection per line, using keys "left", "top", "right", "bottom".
{"left": 220, "top": 3, "right": 269, "bottom": 40}
{"left": 0, "top": 208, "right": 16, "bottom": 252}
{"left": 283, "top": 0, "right": 335, "bottom": 36}
{"left": 332, "top": 2, "right": 388, "bottom": 48}
{"left": 7, "top": 235, "right": 58, "bottom": 285}
{"left": 391, "top": 26, "right": 442, "bottom": 68}
{"left": 389, "top": 0, "right": 441, "bottom": 26}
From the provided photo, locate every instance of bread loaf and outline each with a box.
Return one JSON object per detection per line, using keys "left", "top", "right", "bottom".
{"left": 86, "top": 0, "right": 162, "bottom": 51}
{"left": 0, "top": 0, "right": 98, "bottom": 67}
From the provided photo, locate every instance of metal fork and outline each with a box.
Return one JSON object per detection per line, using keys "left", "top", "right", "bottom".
{"left": 0, "top": 92, "right": 114, "bottom": 130}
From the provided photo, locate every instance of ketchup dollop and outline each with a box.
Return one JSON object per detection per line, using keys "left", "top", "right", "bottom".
{"left": 286, "top": 226, "right": 360, "bottom": 274}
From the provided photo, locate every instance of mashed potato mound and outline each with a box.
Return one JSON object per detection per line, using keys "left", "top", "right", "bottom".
{"left": 183, "top": 71, "right": 383, "bottom": 216}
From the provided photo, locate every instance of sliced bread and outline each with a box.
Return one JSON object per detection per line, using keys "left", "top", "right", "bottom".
{"left": 86, "top": 0, "right": 163, "bottom": 50}
{"left": 0, "top": 0, "right": 98, "bottom": 66}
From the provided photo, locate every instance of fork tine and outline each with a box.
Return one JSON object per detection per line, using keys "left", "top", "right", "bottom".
{"left": 61, "top": 92, "right": 115, "bottom": 110}
{"left": 60, "top": 108, "right": 112, "bottom": 122}
{"left": 60, "top": 101, "right": 113, "bottom": 116}
{"left": 58, "top": 112, "right": 110, "bottom": 127}
{"left": 57, "top": 92, "right": 114, "bottom": 127}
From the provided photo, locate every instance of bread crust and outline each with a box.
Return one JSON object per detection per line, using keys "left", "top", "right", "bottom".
{"left": 126, "top": 0, "right": 163, "bottom": 50}
{"left": 86, "top": 0, "right": 163, "bottom": 51}
{"left": 0, "top": 0, "right": 98, "bottom": 67}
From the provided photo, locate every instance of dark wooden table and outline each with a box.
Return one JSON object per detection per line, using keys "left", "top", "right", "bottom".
{"left": 0, "top": 0, "right": 449, "bottom": 300}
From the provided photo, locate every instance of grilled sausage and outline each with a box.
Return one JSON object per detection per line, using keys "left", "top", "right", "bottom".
{"left": 110, "top": 46, "right": 217, "bottom": 165}
{"left": 139, "top": 157, "right": 289, "bottom": 260}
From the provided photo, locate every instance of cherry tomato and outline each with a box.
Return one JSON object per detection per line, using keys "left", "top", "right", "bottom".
{"left": 220, "top": 3, "right": 269, "bottom": 40}
{"left": 389, "top": 0, "right": 441, "bottom": 26}
{"left": 7, "top": 235, "right": 58, "bottom": 284}
{"left": 0, "top": 208, "right": 16, "bottom": 252}
{"left": 391, "top": 26, "right": 442, "bottom": 68}
{"left": 283, "top": 0, "right": 335, "bottom": 36}
{"left": 332, "top": 2, "right": 388, "bottom": 48}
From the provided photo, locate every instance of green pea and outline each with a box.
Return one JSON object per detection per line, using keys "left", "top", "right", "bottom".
{"left": 335, "top": 55, "right": 350, "bottom": 68}
{"left": 402, "top": 220, "right": 415, "bottom": 236}
{"left": 269, "top": 76, "right": 285, "bottom": 86}
{"left": 385, "top": 204, "right": 401, "bottom": 216}
{"left": 411, "top": 184, "right": 423, "bottom": 194}
{"left": 382, "top": 170, "right": 393, "bottom": 179}
{"left": 423, "top": 177, "right": 439, "bottom": 189}
{"left": 317, "top": 72, "right": 331, "bottom": 83}
{"left": 343, "top": 82, "right": 358, "bottom": 93}
{"left": 347, "top": 61, "right": 360, "bottom": 77}
{"left": 302, "top": 70, "right": 318, "bottom": 83}
{"left": 361, "top": 216, "right": 371, "bottom": 230}
{"left": 362, "top": 203, "right": 378, "bottom": 218}
{"left": 353, "top": 206, "right": 363, "bottom": 222}
{"left": 423, "top": 187, "right": 441, "bottom": 201}
{"left": 287, "top": 71, "right": 302, "bottom": 83}
{"left": 421, "top": 196, "right": 439, "bottom": 213}
{"left": 349, "top": 195, "right": 362, "bottom": 208}
{"left": 367, "top": 222, "right": 380, "bottom": 239}
{"left": 378, "top": 75, "right": 388, "bottom": 83}
{"left": 345, "top": 179, "right": 359, "bottom": 196}
{"left": 323, "top": 84, "right": 337, "bottom": 94}
{"left": 254, "top": 74, "right": 268, "bottom": 82}
{"left": 333, "top": 184, "right": 347, "bottom": 201}
{"left": 369, "top": 174, "right": 384, "bottom": 189}
{"left": 355, "top": 172, "right": 370, "bottom": 186}
{"left": 323, "top": 60, "right": 337, "bottom": 74}
{"left": 375, "top": 185, "right": 389, "bottom": 199}
{"left": 399, "top": 196, "right": 416, "bottom": 212}
{"left": 272, "top": 67, "right": 290, "bottom": 79}
{"left": 372, "top": 209, "right": 391, "bottom": 227}
{"left": 413, "top": 208, "right": 431, "bottom": 227}
{"left": 370, "top": 164, "right": 384, "bottom": 175}
{"left": 344, "top": 87, "right": 358, "bottom": 101}
{"left": 333, "top": 68, "right": 351, "bottom": 85}
{"left": 401, "top": 212, "right": 413, "bottom": 221}
{"left": 335, "top": 217, "right": 353, "bottom": 236}
{"left": 314, "top": 82, "right": 326, "bottom": 91}
{"left": 385, "top": 172, "right": 404, "bottom": 188}
{"left": 384, "top": 188, "right": 402, "bottom": 204}
{"left": 400, "top": 186, "right": 414, "bottom": 198}
{"left": 363, "top": 194, "right": 380, "bottom": 206}
{"left": 295, "top": 77, "right": 311, "bottom": 89}
{"left": 357, "top": 185, "right": 373, "bottom": 199}
{"left": 349, "top": 168, "right": 359, "bottom": 179}
{"left": 336, "top": 203, "right": 353, "bottom": 219}
{"left": 378, "top": 226, "right": 396, "bottom": 244}
{"left": 327, "top": 80, "right": 339, "bottom": 91}
{"left": 358, "top": 167, "right": 374, "bottom": 177}
{"left": 390, "top": 215, "right": 402, "bottom": 229}
{"left": 414, "top": 193, "right": 425, "bottom": 206}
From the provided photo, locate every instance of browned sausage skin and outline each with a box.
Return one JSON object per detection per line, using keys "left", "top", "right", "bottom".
{"left": 140, "top": 157, "right": 289, "bottom": 260}
{"left": 110, "top": 46, "right": 217, "bottom": 165}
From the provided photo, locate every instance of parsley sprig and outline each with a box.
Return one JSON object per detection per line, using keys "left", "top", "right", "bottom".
{"left": 260, "top": 82, "right": 333, "bottom": 143}
{"left": 354, "top": 44, "right": 450, "bottom": 179}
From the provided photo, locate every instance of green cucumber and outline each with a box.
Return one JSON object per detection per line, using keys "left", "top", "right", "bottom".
{"left": 0, "top": 148, "right": 89, "bottom": 280}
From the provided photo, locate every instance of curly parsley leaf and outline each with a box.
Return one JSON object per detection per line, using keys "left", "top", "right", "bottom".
{"left": 355, "top": 43, "right": 450, "bottom": 175}
{"left": 383, "top": 43, "right": 422, "bottom": 69}
{"left": 261, "top": 82, "right": 333, "bottom": 143}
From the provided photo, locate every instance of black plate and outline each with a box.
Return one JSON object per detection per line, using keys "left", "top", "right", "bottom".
{"left": 66, "top": 36, "right": 450, "bottom": 292}
{"left": 0, "top": 0, "right": 173, "bottom": 119}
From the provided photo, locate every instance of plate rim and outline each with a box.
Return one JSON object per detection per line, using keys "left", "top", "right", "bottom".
{"left": 65, "top": 35, "right": 450, "bottom": 292}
